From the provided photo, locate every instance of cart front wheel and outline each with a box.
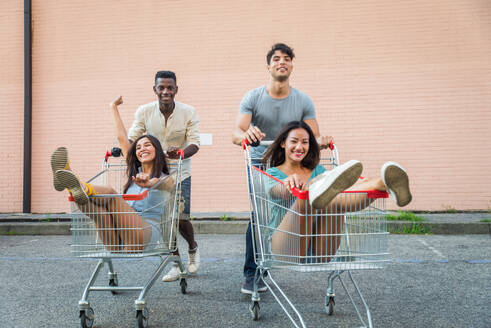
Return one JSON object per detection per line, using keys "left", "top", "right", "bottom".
{"left": 250, "top": 301, "right": 260, "bottom": 321}
{"left": 180, "top": 278, "right": 187, "bottom": 294}
{"left": 80, "top": 307, "right": 94, "bottom": 328}
{"left": 325, "top": 296, "right": 335, "bottom": 315}
{"left": 136, "top": 308, "right": 149, "bottom": 328}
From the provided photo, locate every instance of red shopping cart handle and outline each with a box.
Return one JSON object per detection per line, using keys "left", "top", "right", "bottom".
{"left": 68, "top": 190, "right": 149, "bottom": 202}
{"left": 254, "top": 166, "right": 388, "bottom": 200}
{"left": 104, "top": 147, "right": 123, "bottom": 162}
{"left": 290, "top": 188, "right": 309, "bottom": 200}
{"left": 241, "top": 139, "right": 249, "bottom": 150}
{"left": 104, "top": 150, "right": 112, "bottom": 162}
{"left": 122, "top": 190, "right": 149, "bottom": 201}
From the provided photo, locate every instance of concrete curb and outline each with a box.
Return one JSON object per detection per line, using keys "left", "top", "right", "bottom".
{"left": 0, "top": 220, "right": 489, "bottom": 235}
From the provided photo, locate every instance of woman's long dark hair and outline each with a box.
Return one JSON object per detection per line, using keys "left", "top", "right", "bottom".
{"left": 262, "top": 121, "right": 320, "bottom": 170}
{"left": 123, "top": 134, "right": 169, "bottom": 193}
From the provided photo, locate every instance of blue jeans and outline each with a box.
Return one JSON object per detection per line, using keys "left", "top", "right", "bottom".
{"left": 181, "top": 177, "right": 191, "bottom": 215}
{"left": 243, "top": 159, "right": 267, "bottom": 278}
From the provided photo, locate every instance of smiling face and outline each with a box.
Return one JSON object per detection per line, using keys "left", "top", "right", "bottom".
{"left": 267, "top": 50, "right": 293, "bottom": 82}
{"left": 135, "top": 137, "right": 156, "bottom": 164}
{"left": 153, "top": 77, "right": 178, "bottom": 107}
{"left": 281, "top": 128, "right": 310, "bottom": 164}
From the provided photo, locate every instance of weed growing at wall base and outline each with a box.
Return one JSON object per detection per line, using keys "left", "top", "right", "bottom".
{"left": 219, "top": 214, "right": 232, "bottom": 221}
{"left": 386, "top": 211, "right": 425, "bottom": 222}
{"left": 391, "top": 223, "right": 431, "bottom": 234}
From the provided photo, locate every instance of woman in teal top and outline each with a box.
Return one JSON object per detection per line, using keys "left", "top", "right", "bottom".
{"left": 262, "top": 121, "right": 412, "bottom": 263}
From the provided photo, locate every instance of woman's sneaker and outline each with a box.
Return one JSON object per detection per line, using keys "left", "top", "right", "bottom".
{"left": 162, "top": 263, "right": 182, "bottom": 282}
{"left": 55, "top": 170, "right": 89, "bottom": 205}
{"left": 309, "top": 160, "right": 363, "bottom": 209}
{"left": 51, "top": 147, "right": 70, "bottom": 191}
{"left": 381, "top": 162, "right": 412, "bottom": 207}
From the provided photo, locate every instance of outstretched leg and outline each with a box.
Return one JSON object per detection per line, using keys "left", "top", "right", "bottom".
{"left": 271, "top": 176, "right": 392, "bottom": 263}
{"left": 55, "top": 169, "right": 152, "bottom": 251}
{"left": 270, "top": 198, "right": 314, "bottom": 263}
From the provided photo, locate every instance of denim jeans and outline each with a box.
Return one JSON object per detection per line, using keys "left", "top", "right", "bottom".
{"left": 181, "top": 177, "right": 191, "bottom": 215}
{"left": 243, "top": 159, "right": 267, "bottom": 278}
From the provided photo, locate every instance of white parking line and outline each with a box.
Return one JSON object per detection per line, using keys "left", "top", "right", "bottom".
{"left": 417, "top": 238, "right": 445, "bottom": 258}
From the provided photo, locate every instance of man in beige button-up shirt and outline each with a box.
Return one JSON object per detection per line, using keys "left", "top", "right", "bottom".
{"left": 128, "top": 71, "right": 201, "bottom": 281}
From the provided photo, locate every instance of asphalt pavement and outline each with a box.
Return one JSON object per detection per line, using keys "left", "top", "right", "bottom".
{"left": 0, "top": 234, "right": 490, "bottom": 328}
{"left": 1, "top": 211, "right": 490, "bottom": 235}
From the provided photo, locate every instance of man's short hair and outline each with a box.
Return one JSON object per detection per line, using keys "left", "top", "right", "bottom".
{"left": 155, "top": 71, "right": 177, "bottom": 84}
{"left": 266, "top": 43, "right": 295, "bottom": 64}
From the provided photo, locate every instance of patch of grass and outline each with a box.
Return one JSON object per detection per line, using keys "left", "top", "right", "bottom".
{"left": 392, "top": 223, "right": 431, "bottom": 234}
{"left": 442, "top": 205, "right": 457, "bottom": 213}
{"left": 386, "top": 211, "right": 425, "bottom": 222}
{"left": 0, "top": 231, "right": 25, "bottom": 236}
{"left": 39, "top": 218, "right": 52, "bottom": 222}
{"left": 480, "top": 219, "right": 491, "bottom": 223}
{"left": 219, "top": 214, "right": 232, "bottom": 221}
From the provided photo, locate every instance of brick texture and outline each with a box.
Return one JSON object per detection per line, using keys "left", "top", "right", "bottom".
{"left": 1, "top": 0, "right": 490, "bottom": 213}
{"left": 0, "top": 1, "right": 24, "bottom": 212}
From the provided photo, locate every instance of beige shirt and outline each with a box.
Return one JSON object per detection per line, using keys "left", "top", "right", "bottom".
{"left": 128, "top": 101, "right": 200, "bottom": 180}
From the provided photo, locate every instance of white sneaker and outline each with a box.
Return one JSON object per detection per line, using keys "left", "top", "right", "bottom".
{"left": 381, "top": 161, "right": 412, "bottom": 207}
{"left": 187, "top": 248, "right": 200, "bottom": 274}
{"left": 162, "top": 263, "right": 181, "bottom": 282}
{"left": 309, "top": 160, "right": 363, "bottom": 209}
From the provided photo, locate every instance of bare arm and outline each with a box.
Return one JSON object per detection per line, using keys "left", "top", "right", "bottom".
{"left": 268, "top": 173, "right": 309, "bottom": 198}
{"left": 110, "top": 96, "right": 131, "bottom": 157}
{"left": 232, "top": 113, "right": 265, "bottom": 146}
{"left": 133, "top": 173, "right": 175, "bottom": 192}
{"left": 304, "top": 118, "right": 334, "bottom": 150}
{"left": 166, "top": 144, "right": 199, "bottom": 159}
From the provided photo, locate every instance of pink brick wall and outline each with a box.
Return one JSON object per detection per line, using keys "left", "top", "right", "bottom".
{"left": 0, "top": 1, "right": 24, "bottom": 212}
{"left": 2, "top": 0, "right": 490, "bottom": 212}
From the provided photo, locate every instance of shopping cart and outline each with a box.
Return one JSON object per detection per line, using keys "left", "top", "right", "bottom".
{"left": 70, "top": 148, "right": 187, "bottom": 328}
{"left": 242, "top": 140, "right": 389, "bottom": 328}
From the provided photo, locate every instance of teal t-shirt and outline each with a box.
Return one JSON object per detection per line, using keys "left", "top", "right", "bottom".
{"left": 265, "top": 165, "right": 326, "bottom": 231}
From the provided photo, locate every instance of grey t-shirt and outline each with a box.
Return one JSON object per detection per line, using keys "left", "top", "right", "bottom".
{"left": 240, "top": 85, "right": 316, "bottom": 158}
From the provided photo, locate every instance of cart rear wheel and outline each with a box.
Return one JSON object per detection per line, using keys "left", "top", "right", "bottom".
{"left": 250, "top": 301, "right": 260, "bottom": 321}
{"left": 80, "top": 307, "right": 94, "bottom": 328}
{"left": 109, "top": 278, "right": 118, "bottom": 295}
{"left": 180, "top": 278, "right": 187, "bottom": 294}
{"left": 326, "top": 296, "right": 335, "bottom": 315}
{"left": 136, "top": 308, "right": 149, "bottom": 328}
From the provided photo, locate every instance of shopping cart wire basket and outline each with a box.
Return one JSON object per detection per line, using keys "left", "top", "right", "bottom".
{"left": 242, "top": 140, "right": 389, "bottom": 328}
{"left": 70, "top": 148, "right": 187, "bottom": 328}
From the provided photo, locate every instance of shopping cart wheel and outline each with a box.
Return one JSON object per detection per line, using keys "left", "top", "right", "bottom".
{"left": 325, "top": 296, "right": 335, "bottom": 315}
{"left": 79, "top": 307, "right": 94, "bottom": 328}
{"left": 136, "top": 308, "right": 149, "bottom": 328}
{"left": 180, "top": 278, "right": 187, "bottom": 294}
{"left": 109, "top": 278, "right": 118, "bottom": 295}
{"left": 250, "top": 301, "right": 260, "bottom": 321}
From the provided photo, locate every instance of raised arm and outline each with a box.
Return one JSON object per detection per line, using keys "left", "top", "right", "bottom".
{"left": 110, "top": 95, "right": 131, "bottom": 157}
{"left": 232, "top": 113, "right": 265, "bottom": 146}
